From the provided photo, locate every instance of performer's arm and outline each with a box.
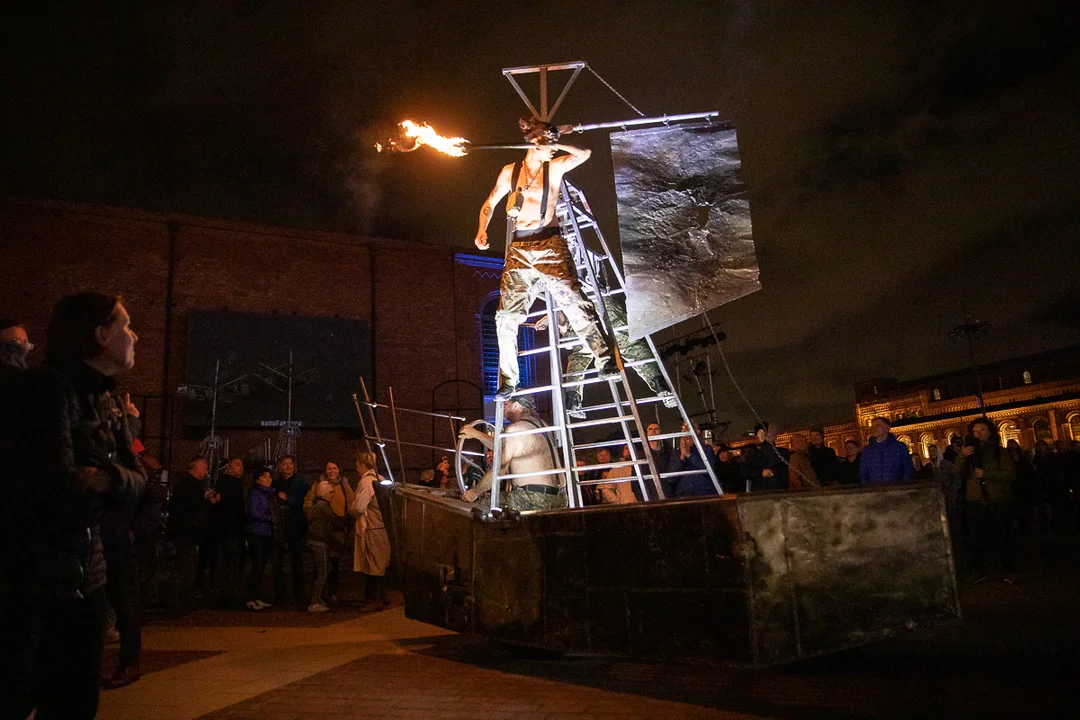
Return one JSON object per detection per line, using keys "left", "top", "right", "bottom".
{"left": 458, "top": 424, "right": 494, "bottom": 450}
{"left": 475, "top": 164, "right": 514, "bottom": 249}
{"left": 550, "top": 143, "right": 592, "bottom": 173}
{"left": 462, "top": 436, "right": 518, "bottom": 503}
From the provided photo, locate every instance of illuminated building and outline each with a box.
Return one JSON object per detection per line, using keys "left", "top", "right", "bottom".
{"left": 733, "top": 344, "right": 1080, "bottom": 456}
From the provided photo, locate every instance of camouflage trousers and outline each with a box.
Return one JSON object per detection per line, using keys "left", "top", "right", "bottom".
{"left": 496, "top": 233, "right": 613, "bottom": 388}
{"left": 504, "top": 485, "right": 568, "bottom": 512}
{"left": 565, "top": 294, "right": 663, "bottom": 392}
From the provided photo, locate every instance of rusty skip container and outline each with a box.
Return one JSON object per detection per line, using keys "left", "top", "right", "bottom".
{"left": 382, "top": 483, "right": 961, "bottom": 667}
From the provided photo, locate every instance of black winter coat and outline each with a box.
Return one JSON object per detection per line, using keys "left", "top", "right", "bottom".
{"left": 166, "top": 471, "right": 212, "bottom": 546}
{"left": 7, "top": 360, "right": 147, "bottom": 598}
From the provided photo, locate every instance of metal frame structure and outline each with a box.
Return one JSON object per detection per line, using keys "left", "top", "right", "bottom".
{"left": 475, "top": 62, "right": 724, "bottom": 516}
{"left": 354, "top": 61, "right": 727, "bottom": 514}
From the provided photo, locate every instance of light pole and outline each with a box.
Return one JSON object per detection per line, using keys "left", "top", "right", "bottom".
{"left": 947, "top": 320, "right": 991, "bottom": 412}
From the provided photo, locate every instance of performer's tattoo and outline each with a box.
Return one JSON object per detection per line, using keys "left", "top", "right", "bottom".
{"left": 483, "top": 206, "right": 492, "bottom": 217}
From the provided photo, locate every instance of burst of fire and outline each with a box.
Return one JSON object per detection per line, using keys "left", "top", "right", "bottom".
{"left": 375, "top": 120, "right": 469, "bottom": 157}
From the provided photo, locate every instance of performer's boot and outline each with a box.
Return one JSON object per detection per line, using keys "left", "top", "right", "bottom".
{"left": 565, "top": 390, "right": 585, "bottom": 419}
{"left": 597, "top": 362, "right": 621, "bottom": 381}
{"left": 494, "top": 384, "right": 516, "bottom": 400}
{"left": 650, "top": 376, "right": 679, "bottom": 408}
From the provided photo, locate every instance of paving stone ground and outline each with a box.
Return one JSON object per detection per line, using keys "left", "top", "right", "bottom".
{"left": 98, "top": 537, "right": 1080, "bottom": 720}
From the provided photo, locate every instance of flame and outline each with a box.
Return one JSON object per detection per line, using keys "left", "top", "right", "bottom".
{"left": 375, "top": 120, "right": 469, "bottom": 157}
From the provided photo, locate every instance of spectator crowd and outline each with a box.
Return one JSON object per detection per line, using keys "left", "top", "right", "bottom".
{"left": 562, "top": 413, "right": 1078, "bottom": 589}
{"left": 3, "top": 297, "right": 1077, "bottom": 719}
{"left": 0, "top": 301, "right": 392, "bottom": 719}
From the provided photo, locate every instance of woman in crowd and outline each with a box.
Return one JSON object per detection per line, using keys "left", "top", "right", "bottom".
{"left": 955, "top": 418, "right": 1017, "bottom": 583}
{"left": 1, "top": 293, "right": 147, "bottom": 719}
{"left": 303, "top": 460, "right": 355, "bottom": 612}
{"left": 352, "top": 452, "right": 392, "bottom": 610}
{"left": 246, "top": 467, "right": 280, "bottom": 610}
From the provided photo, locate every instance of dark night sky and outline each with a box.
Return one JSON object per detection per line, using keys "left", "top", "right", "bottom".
{"left": 3, "top": 1, "right": 1079, "bottom": 433}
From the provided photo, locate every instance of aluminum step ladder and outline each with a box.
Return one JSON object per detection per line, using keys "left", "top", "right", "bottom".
{"left": 484, "top": 181, "right": 724, "bottom": 516}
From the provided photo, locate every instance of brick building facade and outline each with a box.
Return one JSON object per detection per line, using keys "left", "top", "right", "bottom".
{"left": 0, "top": 197, "right": 500, "bottom": 478}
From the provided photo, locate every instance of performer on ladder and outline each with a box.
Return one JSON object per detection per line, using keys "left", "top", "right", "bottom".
{"left": 474, "top": 117, "right": 618, "bottom": 400}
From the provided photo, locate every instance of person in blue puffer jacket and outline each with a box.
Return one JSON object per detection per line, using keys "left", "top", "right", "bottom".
{"left": 245, "top": 467, "right": 281, "bottom": 610}
{"left": 859, "top": 416, "right": 916, "bottom": 486}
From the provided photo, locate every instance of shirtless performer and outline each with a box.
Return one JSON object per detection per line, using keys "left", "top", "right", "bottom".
{"left": 475, "top": 118, "right": 617, "bottom": 400}
{"left": 458, "top": 395, "right": 566, "bottom": 511}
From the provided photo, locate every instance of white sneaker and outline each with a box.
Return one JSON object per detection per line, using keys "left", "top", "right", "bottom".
{"left": 245, "top": 600, "right": 263, "bottom": 611}
{"left": 307, "top": 603, "right": 329, "bottom": 613}
{"left": 254, "top": 600, "right": 272, "bottom": 609}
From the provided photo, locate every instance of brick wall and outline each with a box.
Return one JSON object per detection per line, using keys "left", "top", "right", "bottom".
{"left": 0, "top": 197, "right": 499, "bottom": 479}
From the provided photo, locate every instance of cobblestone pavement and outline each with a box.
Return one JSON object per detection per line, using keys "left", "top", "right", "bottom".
{"left": 98, "top": 538, "right": 1079, "bottom": 720}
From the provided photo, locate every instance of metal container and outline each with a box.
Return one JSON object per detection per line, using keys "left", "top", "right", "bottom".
{"left": 384, "top": 483, "right": 961, "bottom": 667}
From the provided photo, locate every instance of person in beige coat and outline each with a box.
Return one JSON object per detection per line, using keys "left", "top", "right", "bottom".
{"left": 352, "top": 451, "right": 391, "bottom": 610}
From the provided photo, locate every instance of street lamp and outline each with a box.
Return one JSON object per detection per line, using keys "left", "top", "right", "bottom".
{"left": 947, "top": 320, "right": 991, "bottom": 412}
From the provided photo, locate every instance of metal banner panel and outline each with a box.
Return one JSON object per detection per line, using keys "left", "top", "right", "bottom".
{"left": 611, "top": 124, "right": 759, "bottom": 339}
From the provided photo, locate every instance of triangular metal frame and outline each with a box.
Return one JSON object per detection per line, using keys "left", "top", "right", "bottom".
{"left": 502, "top": 61, "right": 586, "bottom": 122}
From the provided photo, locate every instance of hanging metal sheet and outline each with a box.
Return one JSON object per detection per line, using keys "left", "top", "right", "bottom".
{"left": 611, "top": 123, "right": 759, "bottom": 339}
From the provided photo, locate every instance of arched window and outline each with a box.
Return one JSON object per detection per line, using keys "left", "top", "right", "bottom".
{"left": 999, "top": 421, "right": 1021, "bottom": 447}
{"left": 1064, "top": 412, "right": 1080, "bottom": 441}
{"left": 1023, "top": 370, "right": 1032, "bottom": 385}
{"left": 1031, "top": 417, "right": 1053, "bottom": 443}
{"left": 919, "top": 432, "right": 936, "bottom": 458}
{"left": 896, "top": 435, "right": 913, "bottom": 453}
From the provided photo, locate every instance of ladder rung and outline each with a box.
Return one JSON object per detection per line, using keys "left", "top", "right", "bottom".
{"left": 561, "top": 375, "right": 616, "bottom": 389}
{"left": 500, "top": 424, "right": 563, "bottom": 439}
{"left": 573, "top": 459, "right": 648, "bottom": 473}
{"left": 518, "top": 345, "right": 552, "bottom": 357}
{"left": 579, "top": 396, "right": 664, "bottom": 414}
{"left": 577, "top": 476, "right": 643, "bottom": 487}
{"left": 647, "top": 431, "right": 697, "bottom": 442}
{"left": 572, "top": 438, "right": 646, "bottom": 451}
{"left": 561, "top": 358, "right": 655, "bottom": 381}
{"left": 567, "top": 415, "right": 636, "bottom": 430}
{"left": 519, "top": 326, "right": 632, "bottom": 356}
{"left": 507, "top": 385, "right": 556, "bottom": 397}
{"left": 659, "top": 470, "right": 718, "bottom": 480}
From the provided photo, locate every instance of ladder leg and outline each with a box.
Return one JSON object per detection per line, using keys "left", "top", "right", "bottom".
{"left": 543, "top": 288, "right": 577, "bottom": 507}
{"left": 604, "top": 377, "right": 654, "bottom": 501}
{"left": 489, "top": 400, "right": 505, "bottom": 514}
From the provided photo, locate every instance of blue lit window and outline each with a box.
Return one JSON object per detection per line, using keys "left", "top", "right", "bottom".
{"left": 480, "top": 296, "right": 534, "bottom": 399}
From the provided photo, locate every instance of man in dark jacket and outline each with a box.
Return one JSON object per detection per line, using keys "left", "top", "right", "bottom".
{"left": 741, "top": 422, "right": 789, "bottom": 492}
{"left": 665, "top": 422, "right": 721, "bottom": 497}
{"left": 808, "top": 429, "right": 839, "bottom": 485}
{"left": 859, "top": 417, "right": 915, "bottom": 486}
{"left": 165, "top": 457, "right": 214, "bottom": 615}
{"left": 1, "top": 293, "right": 147, "bottom": 720}
{"left": 272, "top": 455, "right": 309, "bottom": 607}
{"left": 208, "top": 457, "right": 247, "bottom": 608}
{"left": 837, "top": 439, "right": 862, "bottom": 485}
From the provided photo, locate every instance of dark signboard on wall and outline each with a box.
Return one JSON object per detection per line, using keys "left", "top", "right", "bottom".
{"left": 183, "top": 309, "right": 371, "bottom": 428}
